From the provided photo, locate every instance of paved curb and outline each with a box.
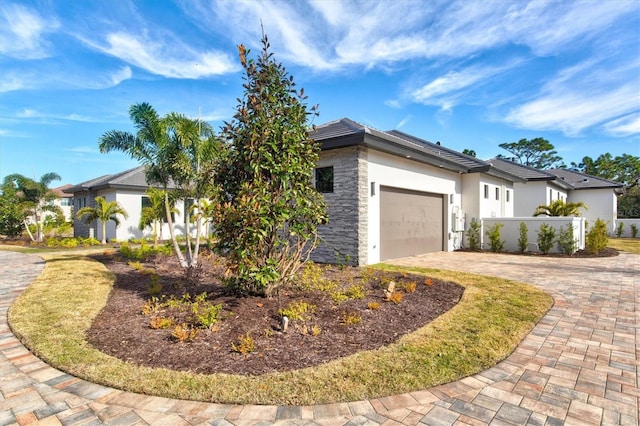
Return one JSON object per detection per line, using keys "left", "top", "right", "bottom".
{"left": 1, "top": 250, "right": 638, "bottom": 425}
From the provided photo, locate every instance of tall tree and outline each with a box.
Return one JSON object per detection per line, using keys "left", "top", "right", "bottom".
{"left": 498, "top": 138, "right": 564, "bottom": 169}
{"left": 533, "top": 199, "right": 587, "bottom": 217}
{"left": 99, "top": 103, "right": 220, "bottom": 270}
{"left": 139, "top": 187, "right": 178, "bottom": 247}
{"left": 213, "top": 33, "right": 327, "bottom": 296}
{"left": 76, "top": 196, "right": 128, "bottom": 244}
{"left": 3, "top": 173, "right": 61, "bottom": 242}
{"left": 462, "top": 149, "right": 476, "bottom": 157}
{"left": 0, "top": 178, "right": 26, "bottom": 237}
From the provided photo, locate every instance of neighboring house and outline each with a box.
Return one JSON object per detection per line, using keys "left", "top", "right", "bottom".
{"left": 310, "top": 118, "right": 522, "bottom": 265}
{"left": 51, "top": 184, "right": 74, "bottom": 222}
{"left": 66, "top": 166, "right": 196, "bottom": 242}
{"left": 488, "top": 158, "right": 623, "bottom": 232}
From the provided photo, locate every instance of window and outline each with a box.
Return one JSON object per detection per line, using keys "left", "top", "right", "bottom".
{"left": 506, "top": 190, "right": 510, "bottom": 202}
{"left": 495, "top": 187, "right": 500, "bottom": 200}
{"left": 315, "top": 166, "right": 334, "bottom": 193}
{"left": 141, "top": 196, "right": 152, "bottom": 209}
{"left": 59, "top": 198, "right": 72, "bottom": 207}
{"left": 483, "top": 184, "right": 489, "bottom": 199}
{"left": 549, "top": 189, "right": 553, "bottom": 201}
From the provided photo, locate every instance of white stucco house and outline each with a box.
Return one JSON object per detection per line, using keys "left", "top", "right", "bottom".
{"left": 487, "top": 158, "right": 623, "bottom": 232}
{"left": 67, "top": 167, "right": 199, "bottom": 243}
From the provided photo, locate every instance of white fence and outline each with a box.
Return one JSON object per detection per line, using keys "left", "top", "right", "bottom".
{"left": 478, "top": 217, "right": 586, "bottom": 253}
{"left": 612, "top": 219, "right": 640, "bottom": 238}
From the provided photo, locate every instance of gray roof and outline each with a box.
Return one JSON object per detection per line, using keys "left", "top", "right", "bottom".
{"left": 487, "top": 158, "right": 623, "bottom": 191}
{"left": 311, "top": 118, "right": 494, "bottom": 175}
{"left": 66, "top": 166, "right": 172, "bottom": 194}
{"left": 547, "top": 168, "right": 623, "bottom": 190}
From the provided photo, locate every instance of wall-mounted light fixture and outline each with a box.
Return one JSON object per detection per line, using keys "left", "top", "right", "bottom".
{"left": 371, "top": 182, "right": 376, "bottom": 196}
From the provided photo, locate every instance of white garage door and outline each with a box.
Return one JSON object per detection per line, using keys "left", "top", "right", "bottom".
{"left": 380, "top": 186, "right": 444, "bottom": 261}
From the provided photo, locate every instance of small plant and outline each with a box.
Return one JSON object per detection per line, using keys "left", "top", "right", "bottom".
{"left": 231, "top": 332, "right": 256, "bottom": 355}
{"left": 388, "top": 291, "right": 403, "bottom": 304}
{"left": 466, "top": 219, "right": 481, "bottom": 250}
{"left": 631, "top": 223, "right": 638, "bottom": 238}
{"left": 556, "top": 225, "right": 577, "bottom": 255}
{"left": 193, "top": 302, "right": 223, "bottom": 330}
{"left": 149, "top": 316, "right": 173, "bottom": 329}
{"left": 331, "top": 283, "right": 367, "bottom": 304}
{"left": 424, "top": 278, "right": 433, "bottom": 286}
{"left": 140, "top": 297, "right": 161, "bottom": 315}
{"left": 263, "top": 328, "right": 274, "bottom": 338}
{"left": 147, "top": 274, "right": 162, "bottom": 296}
{"left": 367, "top": 301, "right": 381, "bottom": 310}
{"left": 340, "top": 310, "right": 362, "bottom": 326}
{"left": 310, "top": 324, "right": 321, "bottom": 336}
{"left": 615, "top": 222, "right": 624, "bottom": 238}
{"left": 278, "top": 301, "right": 316, "bottom": 322}
{"left": 486, "top": 223, "right": 504, "bottom": 252}
{"left": 518, "top": 222, "right": 528, "bottom": 253}
{"left": 537, "top": 223, "right": 556, "bottom": 254}
{"left": 586, "top": 219, "right": 609, "bottom": 255}
{"left": 171, "top": 323, "right": 199, "bottom": 342}
{"left": 404, "top": 281, "right": 417, "bottom": 293}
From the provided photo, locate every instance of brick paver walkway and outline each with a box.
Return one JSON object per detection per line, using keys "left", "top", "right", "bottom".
{"left": 1, "top": 250, "right": 637, "bottom": 425}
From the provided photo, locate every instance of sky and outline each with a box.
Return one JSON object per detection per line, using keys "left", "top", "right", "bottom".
{"left": 1, "top": 0, "right": 639, "bottom": 187}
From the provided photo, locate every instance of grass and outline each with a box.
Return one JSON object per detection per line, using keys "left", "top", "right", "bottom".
{"left": 607, "top": 237, "right": 640, "bottom": 254}
{"left": 8, "top": 252, "right": 552, "bottom": 405}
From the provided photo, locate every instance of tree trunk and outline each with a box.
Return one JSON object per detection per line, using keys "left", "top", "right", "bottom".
{"left": 101, "top": 221, "right": 107, "bottom": 244}
{"left": 165, "top": 191, "right": 188, "bottom": 268}
{"left": 23, "top": 220, "right": 35, "bottom": 242}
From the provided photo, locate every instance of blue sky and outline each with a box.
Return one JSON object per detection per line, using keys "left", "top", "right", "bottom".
{"left": 1, "top": 0, "right": 639, "bottom": 186}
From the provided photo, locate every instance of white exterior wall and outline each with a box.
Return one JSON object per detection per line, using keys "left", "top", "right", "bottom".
{"left": 513, "top": 181, "right": 568, "bottom": 217}
{"left": 366, "top": 150, "right": 462, "bottom": 264}
{"left": 614, "top": 219, "right": 640, "bottom": 238}
{"left": 567, "top": 189, "right": 617, "bottom": 233}
{"left": 93, "top": 188, "right": 192, "bottom": 242}
{"left": 482, "top": 217, "right": 586, "bottom": 253}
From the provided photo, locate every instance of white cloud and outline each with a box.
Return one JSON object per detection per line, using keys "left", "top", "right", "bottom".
{"left": 396, "top": 115, "right": 411, "bottom": 129}
{"left": 0, "top": 3, "right": 59, "bottom": 59}
{"left": 82, "top": 31, "right": 238, "bottom": 79}
{"left": 603, "top": 114, "right": 640, "bottom": 137}
{"left": 15, "top": 109, "right": 99, "bottom": 123}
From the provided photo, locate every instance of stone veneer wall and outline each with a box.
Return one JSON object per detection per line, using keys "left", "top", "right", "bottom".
{"left": 311, "top": 146, "right": 368, "bottom": 265}
{"left": 72, "top": 191, "right": 98, "bottom": 238}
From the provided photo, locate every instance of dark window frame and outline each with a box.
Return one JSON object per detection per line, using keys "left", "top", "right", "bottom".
{"left": 315, "top": 166, "right": 334, "bottom": 193}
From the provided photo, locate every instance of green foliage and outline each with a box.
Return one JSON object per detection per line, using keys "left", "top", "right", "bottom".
{"left": 485, "top": 223, "right": 504, "bottom": 252}
{"left": 43, "top": 236, "right": 101, "bottom": 248}
{"left": 2, "top": 172, "right": 62, "bottom": 242}
{"left": 330, "top": 283, "right": 367, "bottom": 304}
{"left": 572, "top": 153, "right": 639, "bottom": 189}
{"left": 171, "top": 323, "right": 199, "bottom": 343}
{"left": 119, "top": 242, "right": 171, "bottom": 260}
{"left": 213, "top": 33, "right": 327, "bottom": 297}
{"left": 556, "top": 225, "right": 577, "bottom": 255}
{"left": 498, "top": 137, "right": 564, "bottom": 169}
{"left": 536, "top": 223, "right": 556, "bottom": 254}
{"left": 231, "top": 332, "right": 256, "bottom": 355}
{"left": 465, "top": 220, "right": 481, "bottom": 250}
{"left": 340, "top": 310, "right": 362, "bottom": 326}
{"left": 615, "top": 222, "right": 624, "bottom": 238}
{"left": 631, "top": 223, "right": 638, "bottom": 238}
{"left": 618, "top": 186, "right": 640, "bottom": 218}
{"left": 517, "top": 222, "right": 528, "bottom": 253}
{"left": 76, "top": 196, "right": 128, "bottom": 244}
{"left": 585, "top": 219, "right": 609, "bottom": 255}
{"left": 533, "top": 199, "right": 587, "bottom": 217}
{"left": 278, "top": 301, "right": 316, "bottom": 322}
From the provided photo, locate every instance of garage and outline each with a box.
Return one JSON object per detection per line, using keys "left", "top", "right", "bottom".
{"left": 380, "top": 186, "right": 444, "bottom": 260}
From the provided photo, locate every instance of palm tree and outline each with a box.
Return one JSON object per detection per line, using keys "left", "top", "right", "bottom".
{"left": 100, "top": 102, "right": 222, "bottom": 270}
{"left": 533, "top": 199, "right": 587, "bottom": 217}
{"left": 139, "top": 188, "right": 178, "bottom": 247}
{"left": 76, "top": 197, "right": 128, "bottom": 244}
{"left": 4, "top": 172, "right": 61, "bottom": 242}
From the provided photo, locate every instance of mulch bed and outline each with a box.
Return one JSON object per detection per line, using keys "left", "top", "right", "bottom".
{"left": 86, "top": 252, "right": 464, "bottom": 375}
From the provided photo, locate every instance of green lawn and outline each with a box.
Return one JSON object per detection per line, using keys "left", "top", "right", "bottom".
{"left": 608, "top": 237, "right": 640, "bottom": 254}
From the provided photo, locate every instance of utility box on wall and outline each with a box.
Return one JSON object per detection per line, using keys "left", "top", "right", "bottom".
{"left": 452, "top": 207, "right": 465, "bottom": 232}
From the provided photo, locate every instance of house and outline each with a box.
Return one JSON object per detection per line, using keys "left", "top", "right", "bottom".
{"left": 66, "top": 166, "right": 196, "bottom": 242}
{"left": 310, "top": 118, "right": 523, "bottom": 265}
{"left": 487, "top": 158, "right": 623, "bottom": 232}
{"left": 51, "top": 184, "right": 74, "bottom": 222}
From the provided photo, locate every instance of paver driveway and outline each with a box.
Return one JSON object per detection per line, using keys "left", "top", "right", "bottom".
{"left": 0, "top": 250, "right": 638, "bottom": 425}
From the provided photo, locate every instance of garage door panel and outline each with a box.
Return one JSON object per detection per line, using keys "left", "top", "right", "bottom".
{"left": 380, "top": 187, "right": 443, "bottom": 260}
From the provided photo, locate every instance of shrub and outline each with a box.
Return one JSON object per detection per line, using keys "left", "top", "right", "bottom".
{"left": 404, "top": 281, "right": 417, "bottom": 293}
{"left": 367, "top": 301, "right": 381, "bottom": 310}
{"left": 120, "top": 242, "right": 171, "bottom": 261}
{"left": 192, "top": 300, "right": 223, "bottom": 330}
{"left": 631, "top": 223, "right": 638, "bottom": 238}
{"left": 340, "top": 310, "right": 361, "bottom": 325}
{"left": 518, "top": 222, "right": 528, "bottom": 253}
{"left": 556, "top": 225, "right": 577, "bottom": 255}
{"left": 388, "top": 291, "right": 403, "bottom": 304}
{"left": 465, "top": 220, "right": 481, "bottom": 250}
{"left": 171, "top": 324, "right": 199, "bottom": 342}
{"left": 231, "top": 332, "right": 256, "bottom": 355}
{"left": 586, "top": 219, "right": 608, "bottom": 255}
{"left": 485, "top": 223, "right": 504, "bottom": 252}
{"left": 331, "top": 283, "right": 366, "bottom": 304}
{"left": 278, "top": 301, "right": 315, "bottom": 322}
{"left": 537, "top": 223, "right": 556, "bottom": 254}
{"left": 149, "top": 316, "right": 173, "bottom": 329}
{"left": 147, "top": 275, "right": 163, "bottom": 296}
{"left": 616, "top": 222, "right": 624, "bottom": 238}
